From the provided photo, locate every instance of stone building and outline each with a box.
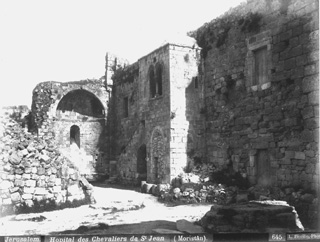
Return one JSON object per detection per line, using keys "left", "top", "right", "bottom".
{"left": 31, "top": 0, "right": 319, "bottom": 192}
{"left": 107, "top": 40, "right": 205, "bottom": 184}
{"left": 190, "top": 0, "right": 319, "bottom": 191}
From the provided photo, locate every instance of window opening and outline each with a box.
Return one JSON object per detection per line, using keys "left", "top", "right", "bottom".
{"left": 156, "top": 64, "right": 163, "bottom": 96}
{"left": 149, "top": 66, "right": 156, "bottom": 98}
{"left": 253, "top": 46, "right": 268, "bottom": 86}
{"left": 70, "top": 125, "right": 80, "bottom": 148}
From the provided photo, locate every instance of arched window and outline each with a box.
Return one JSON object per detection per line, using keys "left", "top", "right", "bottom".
{"left": 155, "top": 63, "right": 163, "bottom": 96}
{"left": 149, "top": 65, "right": 156, "bottom": 98}
{"left": 70, "top": 125, "right": 80, "bottom": 148}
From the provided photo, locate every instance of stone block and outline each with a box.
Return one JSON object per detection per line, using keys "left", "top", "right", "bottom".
{"left": 9, "top": 187, "right": 19, "bottom": 193}
{"left": 22, "top": 194, "right": 33, "bottom": 200}
{"left": 15, "top": 168, "right": 24, "bottom": 175}
{"left": 302, "top": 75, "right": 318, "bottom": 93}
{"left": 301, "top": 106, "right": 314, "bottom": 119}
{"left": 0, "top": 180, "right": 12, "bottom": 190}
{"left": 24, "top": 187, "right": 35, "bottom": 194}
{"left": 25, "top": 179, "right": 36, "bottom": 187}
{"left": 10, "top": 192, "right": 21, "bottom": 203}
{"left": 284, "top": 58, "right": 296, "bottom": 70}
{"left": 37, "top": 167, "right": 45, "bottom": 175}
{"left": 22, "top": 174, "right": 31, "bottom": 180}
{"left": 301, "top": 130, "right": 314, "bottom": 142}
{"left": 52, "top": 186, "right": 62, "bottom": 193}
{"left": 308, "top": 91, "right": 319, "bottom": 105}
{"left": 67, "top": 184, "right": 82, "bottom": 196}
{"left": 304, "top": 63, "right": 318, "bottom": 76}
{"left": 9, "top": 153, "right": 21, "bottom": 165}
{"left": 40, "top": 154, "right": 50, "bottom": 163}
{"left": 2, "top": 198, "right": 12, "bottom": 205}
{"left": 14, "top": 179, "right": 24, "bottom": 187}
{"left": 294, "top": 152, "right": 305, "bottom": 160}
{"left": 34, "top": 187, "right": 48, "bottom": 195}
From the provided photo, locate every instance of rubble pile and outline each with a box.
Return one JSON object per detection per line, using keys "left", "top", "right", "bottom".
{"left": 0, "top": 108, "right": 94, "bottom": 216}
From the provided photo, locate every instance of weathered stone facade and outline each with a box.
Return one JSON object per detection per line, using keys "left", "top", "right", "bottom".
{"left": 109, "top": 43, "right": 204, "bottom": 184}
{"left": 190, "top": 0, "right": 319, "bottom": 191}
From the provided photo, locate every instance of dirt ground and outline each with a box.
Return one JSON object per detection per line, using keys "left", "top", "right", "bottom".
{"left": 0, "top": 183, "right": 212, "bottom": 235}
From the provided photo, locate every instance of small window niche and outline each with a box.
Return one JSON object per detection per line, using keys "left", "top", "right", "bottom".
{"left": 253, "top": 46, "right": 268, "bottom": 86}
{"left": 149, "top": 63, "right": 163, "bottom": 99}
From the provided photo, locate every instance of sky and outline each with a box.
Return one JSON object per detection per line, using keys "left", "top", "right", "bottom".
{"left": 0, "top": 0, "right": 244, "bottom": 108}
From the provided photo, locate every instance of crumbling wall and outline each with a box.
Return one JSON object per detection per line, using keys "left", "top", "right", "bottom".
{"left": 191, "top": 0, "right": 319, "bottom": 190}
{"left": 30, "top": 79, "right": 110, "bottom": 178}
{"left": 0, "top": 108, "right": 93, "bottom": 215}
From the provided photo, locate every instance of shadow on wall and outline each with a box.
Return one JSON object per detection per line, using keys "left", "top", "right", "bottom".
{"left": 57, "top": 89, "right": 105, "bottom": 118}
{"left": 96, "top": 83, "right": 116, "bottom": 180}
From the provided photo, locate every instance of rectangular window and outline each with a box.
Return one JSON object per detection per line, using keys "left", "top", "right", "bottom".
{"left": 123, "top": 97, "right": 129, "bottom": 118}
{"left": 253, "top": 46, "right": 268, "bottom": 86}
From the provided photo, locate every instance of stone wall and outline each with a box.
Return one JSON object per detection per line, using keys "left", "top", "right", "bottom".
{"left": 111, "top": 46, "right": 171, "bottom": 184}
{"left": 110, "top": 43, "right": 204, "bottom": 184}
{"left": 191, "top": 0, "right": 319, "bottom": 190}
{"left": 0, "top": 108, "right": 92, "bottom": 215}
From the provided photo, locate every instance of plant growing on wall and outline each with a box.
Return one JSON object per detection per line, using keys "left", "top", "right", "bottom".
{"left": 238, "top": 12, "right": 262, "bottom": 33}
{"left": 111, "top": 63, "right": 139, "bottom": 85}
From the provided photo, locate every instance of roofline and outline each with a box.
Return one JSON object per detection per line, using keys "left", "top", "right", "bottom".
{"left": 138, "top": 42, "right": 201, "bottom": 62}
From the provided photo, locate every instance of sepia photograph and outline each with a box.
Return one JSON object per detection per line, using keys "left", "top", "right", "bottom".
{"left": 0, "top": 0, "right": 319, "bottom": 241}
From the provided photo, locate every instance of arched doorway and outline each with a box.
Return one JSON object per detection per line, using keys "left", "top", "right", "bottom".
{"left": 70, "top": 125, "right": 80, "bottom": 148}
{"left": 137, "top": 144, "right": 147, "bottom": 181}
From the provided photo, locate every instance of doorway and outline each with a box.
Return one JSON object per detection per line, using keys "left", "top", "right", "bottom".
{"left": 257, "top": 149, "right": 271, "bottom": 186}
{"left": 137, "top": 145, "right": 147, "bottom": 180}
{"left": 70, "top": 125, "right": 80, "bottom": 148}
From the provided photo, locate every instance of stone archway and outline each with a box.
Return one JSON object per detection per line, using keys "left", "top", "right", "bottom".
{"left": 150, "top": 127, "right": 166, "bottom": 184}
{"left": 56, "top": 89, "right": 105, "bottom": 118}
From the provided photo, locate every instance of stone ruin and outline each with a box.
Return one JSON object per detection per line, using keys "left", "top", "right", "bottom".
{"left": 0, "top": 0, "right": 318, "bottom": 231}
{"left": 0, "top": 107, "right": 95, "bottom": 216}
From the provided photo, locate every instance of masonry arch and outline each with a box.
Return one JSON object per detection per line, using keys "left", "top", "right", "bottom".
{"left": 56, "top": 89, "right": 105, "bottom": 118}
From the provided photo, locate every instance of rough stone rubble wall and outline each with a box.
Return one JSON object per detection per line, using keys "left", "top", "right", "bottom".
{"left": 0, "top": 108, "right": 91, "bottom": 215}
{"left": 192, "top": 0, "right": 319, "bottom": 190}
